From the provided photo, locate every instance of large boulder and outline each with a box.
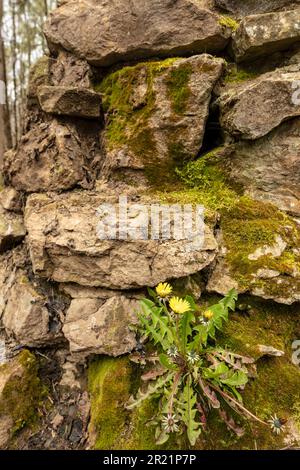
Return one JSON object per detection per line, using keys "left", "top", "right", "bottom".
{"left": 219, "top": 119, "right": 300, "bottom": 216}
{"left": 37, "top": 86, "right": 102, "bottom": 119}
{"left": 3, "top": 117, "right": 102, "bottom": 193}
{"left": 232, "top": 9, "right": 300, "bottom": 62}
{"left": 99, "top": 54, "right": 224, "bottom": 187}
{"left": 207, "top": 198, "right": 300, "bottom": 305}
{"left": 218, "top": 65, "right": 300, "bottom": 139}
{"left": 24, "top": 191, "right": 217, "bottom": 289}
{"left": 43, "top": 0, "right": 231, "bottom": 67}
{"left": 215, "top": 0, "right": 300, "bottom": 16}
{"left": 0, "top": 206, "right": 25, "bottom": 253}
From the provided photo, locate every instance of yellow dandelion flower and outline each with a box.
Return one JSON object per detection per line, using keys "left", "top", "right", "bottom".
{"left": 203, "top": 310, "right": 214, "bottom": 320}
{"left": 156, "top": 282, "right": 173, "bottom": 298}
{"left": 169, "top": 297, "right": 191, "bottom": 314}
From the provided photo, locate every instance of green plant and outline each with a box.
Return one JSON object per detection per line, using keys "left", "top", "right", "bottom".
{"left": 127, "top": 285, "right": 281, "bottom": 446}
{"left": 218, "top": 16, "right": 239, "bottom": 31}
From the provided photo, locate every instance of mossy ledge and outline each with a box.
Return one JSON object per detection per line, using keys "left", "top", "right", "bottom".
{"left": 0, "top": 350, "right": 47, "bottom": 437}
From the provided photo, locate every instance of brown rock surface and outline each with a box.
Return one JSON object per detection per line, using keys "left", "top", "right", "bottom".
{"left": 44, "top": 0, "right": 231, "bottom": 67}
{"left": 24, "top": 192, "right": 217, "bottom": 289}
{"left": 232, "top": 9, "right": 300, "bottom": 62}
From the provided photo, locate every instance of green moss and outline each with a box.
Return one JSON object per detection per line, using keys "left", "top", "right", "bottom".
{"left": 194, "top": 296, "right": 300, "bottom": 449}
{"left": 88, "top": 356, "right": 178, "bottom": 450}
{"left": 0, "top": 350, "right": 47, "bottom": 435}
{"left": 224, "top": 65, "right": 258, "bottom": 84}
{"left": 96, "top": 58, "right": 195, "bottom": 187}
{"left": 165, "top": 64, "right": 192, "bottom": 115}
{"left": 155, "top": 148, "right": 238, "bottom": 214}
{"left": 218, "top": 15, "right": 239, "bottom": 31}
{"left": 221, "top": 197, "right": 300, "bottom": 293}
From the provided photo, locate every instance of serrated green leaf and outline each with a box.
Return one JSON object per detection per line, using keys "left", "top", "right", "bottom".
{"left": 126, "top": 372, "right": 174, "bottom": 410}
{"left": 159, "top": 353, "right": 178, "bottom": 371}
{"left": 178, "top": 378, "right": 201, "bottom": 446}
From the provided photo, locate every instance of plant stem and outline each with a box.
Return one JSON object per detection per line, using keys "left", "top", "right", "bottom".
{"left": 209, "top": 382, "right": 268, "bottom": 427}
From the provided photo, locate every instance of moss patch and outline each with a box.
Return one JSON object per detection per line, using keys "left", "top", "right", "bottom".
{"left": 88, "top": 356, "right": 178, "bottom": 450}
{"left": 165, "top": 64, "right": 192, "bottom": 115}
{"left": 221, "top": 197, "right": 300, "bottom": 294}
{"left": 0, "top": 350, "right": 47, "bottom": 436}
{"left": 224, "top": 65, "right": 258, "bottom": 84}
{"left": 154, "top": 148, "right": 239, "bottom": 223}
{"left": 219, "top": 15, "right": 239, "bottom": 31}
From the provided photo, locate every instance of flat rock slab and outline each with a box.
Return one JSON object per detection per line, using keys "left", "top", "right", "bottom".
{"left": 25, "top": 192, "right": 217, "bottom": 289}
{"left": 37, "top": 86, "right": 102, "bottom": 119}
{"left": 44, "top": 0, "right": 231, "bottom": 67}
{"left": 218, "top": 65, "right": 300, "bottom": 139}
{"left": 232, "top": 9, "right": 300, "bottom": 62}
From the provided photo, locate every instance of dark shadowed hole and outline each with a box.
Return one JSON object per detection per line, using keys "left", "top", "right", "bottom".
{"left": 199, "top": 105, "right": 224, "bottom": 157}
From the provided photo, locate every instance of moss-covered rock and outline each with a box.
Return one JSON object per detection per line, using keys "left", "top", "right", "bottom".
{"left": 88, "top": 356, "right": 179, "bottom": 450}
{"left": 208, "top": 197, "right": 300, "bottom": 305}
{"left": 96, "top": 55, "right": 224, "bottom": 188}
{"left": 0, "top": 350, "right": 47, "bottom": 448}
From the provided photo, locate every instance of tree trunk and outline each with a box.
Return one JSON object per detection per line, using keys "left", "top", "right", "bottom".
{"left": 0, "top": 0, "right": 12, "bottom": 165}
{"left": 10, "top": 0, "right": 18, "bottom": 145}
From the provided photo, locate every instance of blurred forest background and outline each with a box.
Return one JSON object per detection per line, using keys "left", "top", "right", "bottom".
{"left": 0, "top": 0, "right": 57, "bottom": 162}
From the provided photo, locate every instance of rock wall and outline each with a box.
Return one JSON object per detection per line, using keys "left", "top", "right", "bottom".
{"left": 0, "top": 0, "right": 300, "bottom": 450}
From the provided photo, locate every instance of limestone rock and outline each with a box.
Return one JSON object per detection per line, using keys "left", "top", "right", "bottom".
{"left": 0, "top": 248, "right": 63, "bottom": 347}
{"left": 99, "top": 54, "right": 224, "bottom": 186}
{"left": 44, "top": 0, "right": 231, "bottom": 67}
{"left": 0, "top": 187, "right": 23, "bottom": 213}
{"left": 218, "top": 65, "right": 300, "bottom": 139}
{"left": 232, "top": 9, "right": 300, "bottom": 62}
{"left": 2, "top": 272, "right": 51, "bottom": 348}
{"left": 0, "top": 206, "right": 25, "bottom": 253}
{"left": 37, "top": 86, "right": 102, "bottom": 119}
{"left": 25, "top": 192, "right": 217, "bottom": 289}
{"left": 258, "top": 345, "right": 285, "bottom": 357}
{"left": 63, "top": 295, "right": 138, "bottom": 357}
{"left": 218, "top": 119, "right": 300, "bottom": 216}
{"left": 3, "top": 117, "right": 102, "bottom": 193}
{"left": 215, "top": 0, "right": 300, "bottom": 16}
{"left": 207, "top": 199, "right": 300, "bottom": 305}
